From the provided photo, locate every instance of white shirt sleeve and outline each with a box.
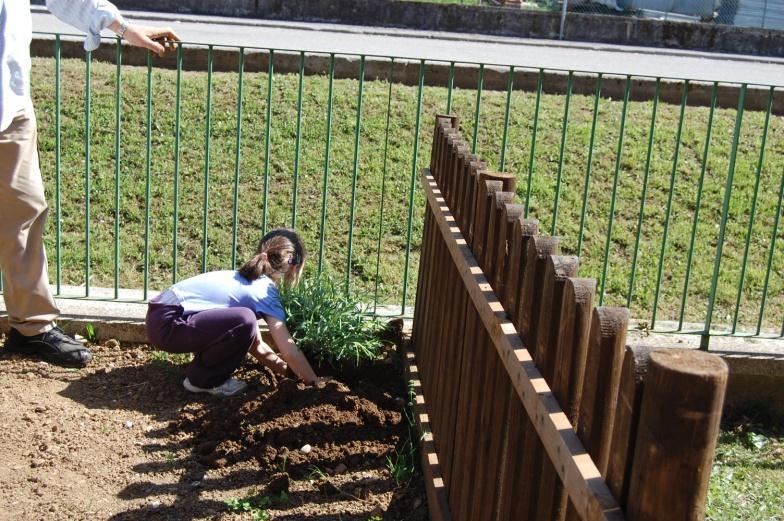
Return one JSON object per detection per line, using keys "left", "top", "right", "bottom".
{"left": 45, "top": 0, "right": 121, "bottom": 51}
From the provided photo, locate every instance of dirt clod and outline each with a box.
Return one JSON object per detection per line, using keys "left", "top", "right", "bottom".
{"left": 266, "top": 472, "right": 290, "bottom": 495}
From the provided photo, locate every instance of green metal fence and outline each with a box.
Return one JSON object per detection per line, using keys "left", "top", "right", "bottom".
{"left": 2, "top": 33, "right": 782, "bottom": 347}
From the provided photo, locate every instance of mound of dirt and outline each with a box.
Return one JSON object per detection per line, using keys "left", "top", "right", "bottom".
{"left": 177, "top": 366, "right": 406, "bottom": 477}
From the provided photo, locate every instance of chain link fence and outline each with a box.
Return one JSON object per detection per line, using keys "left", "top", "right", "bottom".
{"left": 565, "top": 0, "right": 783, "bottom": 28}
{"left": 474, "top": 0, "right": 784, "bottom": 32}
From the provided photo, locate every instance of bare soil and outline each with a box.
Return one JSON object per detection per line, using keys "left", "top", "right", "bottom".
{"left": 0, "top": 335, "right": 427, "bottom": 520}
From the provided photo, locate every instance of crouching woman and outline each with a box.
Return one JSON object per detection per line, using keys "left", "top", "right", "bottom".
{"left": 145, "top": 228, "right": 317, "bottom": 396}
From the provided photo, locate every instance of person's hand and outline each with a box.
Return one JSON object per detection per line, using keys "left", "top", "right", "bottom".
{"left": 119, "top": 24, "right": 181, "bottom": 57}
{"left": 249, "top": 331, "right": 288, "bottom": 376}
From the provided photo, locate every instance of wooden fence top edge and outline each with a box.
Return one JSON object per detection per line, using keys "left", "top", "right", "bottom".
{"left": 419, "top": 168, "right": 625, "bottom": 521}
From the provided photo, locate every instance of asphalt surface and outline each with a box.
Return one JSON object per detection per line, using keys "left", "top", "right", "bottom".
{"left": 31, "top": 6, "right": 784, "bottom": 86}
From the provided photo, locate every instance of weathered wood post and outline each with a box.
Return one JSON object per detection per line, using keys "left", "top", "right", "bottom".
{"left": 626, "top": 349, "right": 728, "bottom": 521}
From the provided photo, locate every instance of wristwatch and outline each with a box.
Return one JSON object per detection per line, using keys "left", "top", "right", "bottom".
{"left": 115, "top": 18, "right": 129, "bottom": 39}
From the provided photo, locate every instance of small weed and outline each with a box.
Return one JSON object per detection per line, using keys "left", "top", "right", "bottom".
{"left": 368, "top": 515, "right": 383, "bottom": 521}
{"left": 386, "top": 439, "right": 418, "bottom": 486}
{"left": 225, "top": 492, "right": 271, "bottom": 521}
{"left": 84, "top": 323, "right": 97, "bottom": 343}
{"left": 99, "top": 425, "right": 114, "bottom": 435}
{"left": 277, "top": 453, "right": 289, "bottom": 473}
{"left": 403, "top": 379, "right": 417, "bottom": 427}
{"left": 150, "top": 351, "right": 168, "bottom": 363}
{"left": 308, "top": 465, "right": 328, "bottom": 482}
{"left": 150, "top": 351, "right": 192, "bottom": 368}
{"left": 164, "top": 451, "right": 177, "bottom": 467}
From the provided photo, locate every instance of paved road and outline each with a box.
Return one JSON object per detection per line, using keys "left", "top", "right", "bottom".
{"left": 32, "top": 7, "right": 784, "bottom": 86}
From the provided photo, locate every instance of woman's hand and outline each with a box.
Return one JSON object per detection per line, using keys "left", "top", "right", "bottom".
{"left": 109, "top": 21, "right": 181, "bottom": 57}
{"left": 265, "top": 317, "right": 318, "bottom": 384}
{"left": 249, "top": 330, "right": 288, "bottom": 377}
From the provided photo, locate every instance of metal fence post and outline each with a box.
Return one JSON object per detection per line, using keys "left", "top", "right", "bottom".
{"left": 559, "top": 0, "right": 569, "bottom": 40}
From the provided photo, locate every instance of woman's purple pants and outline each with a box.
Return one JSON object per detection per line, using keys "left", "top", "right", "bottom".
{"left": 145, "top": 303, "right": 257, "bottom": 388}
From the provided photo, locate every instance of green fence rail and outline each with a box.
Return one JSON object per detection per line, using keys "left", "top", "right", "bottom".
{"left": 2, "top": 33, "right": 782, "bottom": 348}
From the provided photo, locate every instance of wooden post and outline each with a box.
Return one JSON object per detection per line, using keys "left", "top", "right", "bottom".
{"left": 516, "top": 235, "right": 560, "bottom": 347}
{"left": 626, "top": 349, "right": 728, "bottom": 521}
{"left": 552, "top": 278, "right": 597, "bottom": 423}
{"left": 492, "top": 202, "right": 525, "bottom": 296}
{"left": 565, "top": 307, "right": 629, "bottom": 521}
{"left": 606, "top": 345, "right": 657, "bottom": 509}
{"left": 463, "top": 156, "right": 484, "bottom": 245}
{"left": 485, "top": 191, "right": 515, "bottom": 282}
{"left": 527, "top": 255, "right": 579, "bottom": 521}
{"left": 577, "top": 307, "right": 629, "bottom": 473}
{"left": 536, "top": 277, "right": 597, "bottom": 521}
{"left": 453, "top": 147, "right": 470, "bottom": 228}
{"left": 472, "top": 178, "right": 503, "bottom": 259}
{"left": 494, "top": 217, "right": 539, "bottom": 521}
{"left": 501, "top": 218, "right": 539, "bottom": 320}
{"left": 441, "top": 131, "right": 460, "bottom": 202}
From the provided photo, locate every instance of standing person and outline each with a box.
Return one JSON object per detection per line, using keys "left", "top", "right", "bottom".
{"left": 0, "top": 1, "right": 180, "bottom": 367}
{"left": 145, "top": 228, "right": 319, "bottom": 397}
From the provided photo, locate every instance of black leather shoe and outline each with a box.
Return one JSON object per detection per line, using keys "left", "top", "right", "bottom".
{"left": 3, "top": 326, "right": 92, "bottom": 367}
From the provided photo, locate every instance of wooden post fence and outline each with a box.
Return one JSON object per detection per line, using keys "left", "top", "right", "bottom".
{"left": 411, "top": 115, "right": 729, "bottom": 521}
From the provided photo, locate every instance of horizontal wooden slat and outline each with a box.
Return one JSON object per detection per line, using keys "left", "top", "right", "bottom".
{"left": 406, "top": 350, "right": 453, "bottom": 521}
{"left": 421, "top": 169, "right": 624, "bottom": 521}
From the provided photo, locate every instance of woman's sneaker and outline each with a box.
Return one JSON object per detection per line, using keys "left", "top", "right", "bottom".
{"left": 3, "top": 326, "right": 92, "bottom": 368}
{"left": 183, "top": 377, "right": 247, "bottom": 397}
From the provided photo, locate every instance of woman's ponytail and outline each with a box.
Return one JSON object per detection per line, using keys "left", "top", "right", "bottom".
{"left": 238, "top": 252, "right": 270, "bottom": 281}
{"left": 239, "top": 228, "right": 306, "bottom": 283}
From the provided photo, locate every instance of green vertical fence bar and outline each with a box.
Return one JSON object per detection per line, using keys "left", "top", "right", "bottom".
{"left": 598, "top": 75, "right": 631, "bottom": 305}
{"left": 499, "top": 66, "right": 514, "bottom": 171}
{"left": 54, "top": 35, "right": 62, "bottom": 295}
{"left": 84, "top": 50, "right": 92, "bottom": 297}
{"left": 143, "top": 51, "right": 153, "bottom": 300}
{"left": 471, "top": 64, "right": 484, "bottom": 154}
{"left": 373, "top": 59, "right": 395, "bottom": 312}
{"left": 202, "top": 45, "right": 213, "bottom": 273}
{"left": 756, "top": 167, "right": 784, "bottom": 335}
{"left": 172, "top": 43, "right": 183, "bottom": 283}
{"left": 576, "top": 73, "right": 602, "bottom": 257}
{"left": 525, "top": 69, "right": 543, "bottom": 216}
{"left": 291, "top": 51, "right": 305, "bottom": 228}
{"left": 401, "top": 60, "right": 426, "bottom": 313}
{"left": 231, "top": 48, "right": 245, "bottom": 269}
{"left": 551, "top": 71, "right": 573, "bottom": 236}
{"left": 627, "top": 78, "right": 661, "bottom": 308}
{"left": 651, "top": 81, "right": 689, "bottom": 326}
{"left": 346, "top": 56, "right": 366, "bottom": 292}
{"left": 262, "top": 49, "right": 274, "bottom": 237}
{"left": 446, "top": 61, "right": 455, "bottom": 114}
{"left": 679, "top": 82, "right": 718, "bottom": 330}
{"left": 318, "top": 54, "right": 335, "bottom": 276}
{"left": 731, "top": 86, "right": 774, "bottom": 333}
{"left": 703, "top": 84, "right": 747, "bottom": 349}
{"left": 113, "top": 40, "right": 122, "bottom": 299}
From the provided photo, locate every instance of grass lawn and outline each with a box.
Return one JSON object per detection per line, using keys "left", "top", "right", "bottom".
{"left": 708, "top": 421, "right": 784, "bottom": 520}
{"left": 28, "top": 56, "right": 784, "bottom": 333}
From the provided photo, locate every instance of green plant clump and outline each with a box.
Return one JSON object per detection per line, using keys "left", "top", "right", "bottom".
{"left": 225, "top": 493, "right": 271, "bottom": 521}
{"left": 280, "top": 275, "right": 386, "bottom": 368}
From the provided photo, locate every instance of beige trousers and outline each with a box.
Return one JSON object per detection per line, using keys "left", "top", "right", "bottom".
{"left": 0, "top": 109, "right": 59, "bottom": 335}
